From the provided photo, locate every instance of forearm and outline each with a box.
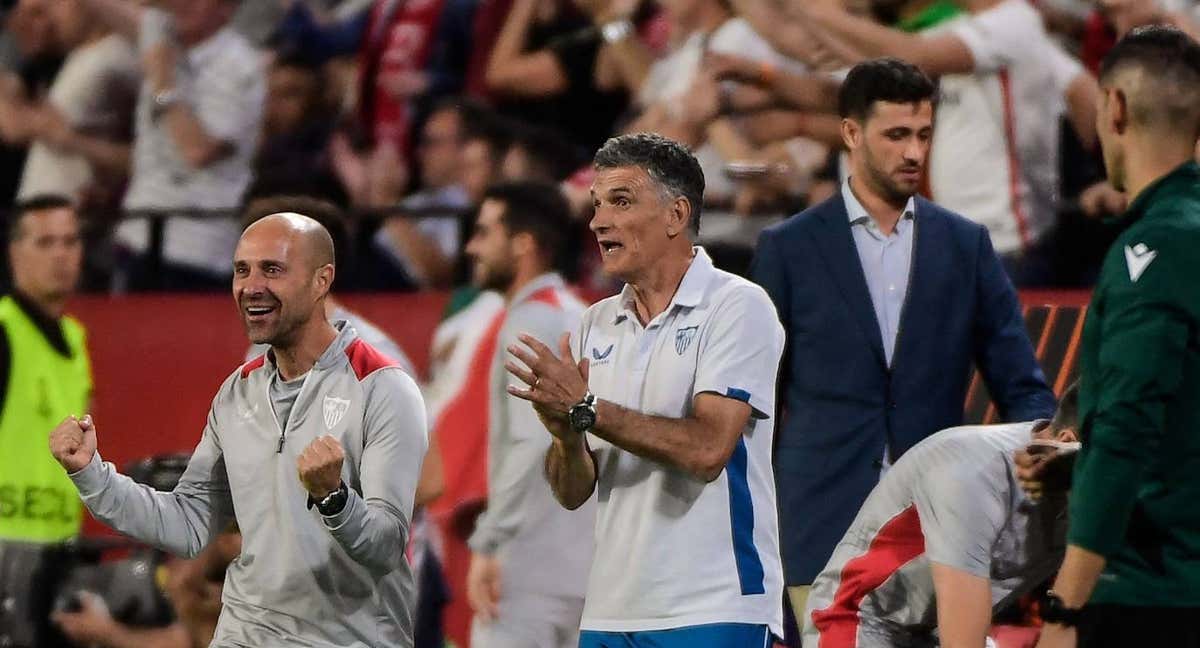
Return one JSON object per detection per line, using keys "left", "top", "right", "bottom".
{"left": 98, "top": 622, "right": 190, "bottom": 648}
{"left": 602, "top": 36, "right": 654, "bottom": 94}
{"left": 738, "top": 110, "right": 842, "bottom": 148}
{"left": 485, "top": 0, "right": 537, "bottom": 88}
{"left": 159, "top": 104, "right": 231, "bottom": 169}
{"left": 726, "top": 0, "right": 810, "bottom": 63}
{"left": 932, "top": 563, "right": 992, "bottom": 648}
{"left": 76, "top": 0, "right": 143, "bottom": 40}
{"left": 321, "top": 488, "right": 410, "bottom": 573}
{"left": 382, "top": 219, "right": 455, "bottom": 288}
{"left": 69, "top": 453, "right": 221, "bottom": 558}
{"left": 59, "top": 131, "right": 132, "bottom": 178}
{"left": 593, "top": 400, "right": 726, "bottom": 481}
{"left": 771, "top": 73, "right": 841, "bottom": 113}
{"left": 1049, "top": 545, "right": 1107, "bottom": 608}
{"left": 805, "top": 6, "right": 945, "bottom": 72}
{"left": 544, "top": 436, "right": 596, "bottom": 510}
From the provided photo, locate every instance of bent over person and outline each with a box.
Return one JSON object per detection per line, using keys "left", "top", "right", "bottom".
{"left": 506, "top": 133, "right": 787, "bottom": 647}
{"left": 49, "top": 213, "right": 429, "bottom": 647}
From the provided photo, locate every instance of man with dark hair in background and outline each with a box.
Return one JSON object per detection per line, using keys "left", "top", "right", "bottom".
{"left": 805, "top": 384, "right": 1081, "bottom": 648}
{"left": 506, "top": 133, "right": 787, "bottom": 646}
{"left": 1034, "top": 26, "right": 1200, "bottom": 648}
{"left": 464, "top": 181, "right": 594, "bottom": 648}
{"left": 0, "top": 195, "right": 91, "bottom": 648}
{"left": 751, "top": 58, "right": 1055, "bottom": 624}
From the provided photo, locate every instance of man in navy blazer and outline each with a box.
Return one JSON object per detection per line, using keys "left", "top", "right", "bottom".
{"left": 750, "top": 59, "right": 1056, "bottom": 624}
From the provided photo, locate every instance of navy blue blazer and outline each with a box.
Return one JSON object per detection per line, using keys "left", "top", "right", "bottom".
{"left": 751, "top": 193, "right": 1056, "bottom": 585}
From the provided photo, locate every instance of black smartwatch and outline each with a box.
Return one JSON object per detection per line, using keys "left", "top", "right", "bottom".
{"left": 568, "top": 391, "right": 598, "bottom": 434}
{"left": 1040, "top": 590, "right": 1083, "bottom": 627}
{"left": 309, "top": 482, "right": 349, "bottom": 516}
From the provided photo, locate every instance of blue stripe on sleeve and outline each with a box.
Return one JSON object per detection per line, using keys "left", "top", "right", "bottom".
{"left": 725, "top": 387, "right": 752, "bottom": 403}
{"left": 726, "top": 437, "right": 765, "bottom": 595}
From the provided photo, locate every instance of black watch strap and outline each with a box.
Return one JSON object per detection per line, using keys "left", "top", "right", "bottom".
{"left": 1040, "top": 590, "right": 1083, "bottom": 627}
{"left": 308, "top": 482, "right": 349, "bottom": 516}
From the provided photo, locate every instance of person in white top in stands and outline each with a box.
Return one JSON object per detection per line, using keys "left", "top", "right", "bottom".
{"left": 801, "top": 0, "right": 1100, "bottom": 287}
{"left": 80, "top": 0, "right": 266, "bottom": 291}
{"left": 505, "top": 133, "right": 786, "bottom": 648}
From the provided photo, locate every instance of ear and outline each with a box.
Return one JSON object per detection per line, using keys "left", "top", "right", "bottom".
{"left": 314, "top": 264, "right": 335, "bottom": 297}
{"left": 665, "top": 196, "right": 693, "bottom": 238}
{"left": 511, "top": 230, "right": 536, "bottom": 259}
{"left": 1055, "top": 426, "right": 1078, "bottom": 444}
{"left": 1110, "top": 87, "right": 1129, "bottom": 136}
{"left": 840, "top": 117, "right": 860, "bottom": 151}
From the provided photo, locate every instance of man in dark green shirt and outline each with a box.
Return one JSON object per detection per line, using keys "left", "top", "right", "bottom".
{"left": 1035, "top": 26, "right": 1200, "bottom": 648}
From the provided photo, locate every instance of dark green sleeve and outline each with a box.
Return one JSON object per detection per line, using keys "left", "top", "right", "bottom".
{"left": 1068, "top": 230, "right": 1195, "bottom": 556}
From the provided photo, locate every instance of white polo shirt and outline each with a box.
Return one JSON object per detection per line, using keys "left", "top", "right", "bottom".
{"left": 574, "top": 247, "right": 786, "bottom": 636}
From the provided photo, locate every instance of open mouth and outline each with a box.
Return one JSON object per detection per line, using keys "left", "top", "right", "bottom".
{"left": 598, "top": 241, "right": 624, "bottom": 255}
{"left": 243, "top": 305, "right": 278, "bottom": 322}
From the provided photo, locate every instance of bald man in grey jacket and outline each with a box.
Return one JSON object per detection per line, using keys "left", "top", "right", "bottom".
{"left": 50, "top": 213, "right": 429, "bottom": 647}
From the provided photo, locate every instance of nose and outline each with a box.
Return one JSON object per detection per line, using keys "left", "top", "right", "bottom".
{"left": 590, "top": 208, "right": 610, "bottom": 234}
{"left": 904, "top": 137, "right": 927, "bottom": 165}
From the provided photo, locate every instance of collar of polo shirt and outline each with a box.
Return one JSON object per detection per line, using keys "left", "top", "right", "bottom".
{"left": 613, "top": 246, "right": 716, "bottom": 325}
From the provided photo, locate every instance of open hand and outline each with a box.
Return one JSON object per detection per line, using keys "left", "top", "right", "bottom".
{"left": 297, "top": 435, "right": 344, "bottom": 499}
{"left": 49, "top": 415, "right": 97, "bottom": 473}
{"left": 467, "top": 553, "right": 502, "bottom": 620}
{"left": 505, "top": 332, "right": 589, "bottom": 418}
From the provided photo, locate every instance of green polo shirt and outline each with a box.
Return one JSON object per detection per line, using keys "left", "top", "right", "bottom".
{"left": 1069, "top": 161, "right": 1200, "bottom": 606}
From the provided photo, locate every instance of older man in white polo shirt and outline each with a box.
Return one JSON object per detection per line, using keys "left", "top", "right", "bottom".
{"left": 506, "top": 133, "right": 787, "bottom": 647}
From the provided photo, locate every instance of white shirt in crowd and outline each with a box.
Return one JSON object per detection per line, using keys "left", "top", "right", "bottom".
{"left": 18, "top": 34, "right": 139, "bottom": 202}
{"left": 574, "top": 247, "right": 786, "bottom": 637}
{"left": 115, "top": 9, "right": 266, "bottom": 276}
{"left": 639, "top": 18, "right": 802, "bottom": 201}
{"left": 927, "top": 0, "right": 1083, "bottom": 255}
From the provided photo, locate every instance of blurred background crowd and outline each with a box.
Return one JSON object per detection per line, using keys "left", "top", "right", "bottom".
{"left": 0, "top": 0, "right": 1191, "bottom": 295}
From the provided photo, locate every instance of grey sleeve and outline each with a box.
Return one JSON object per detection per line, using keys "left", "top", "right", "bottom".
{"left": 468, "top": 307, "right": 567, "bottom": 555}
{"left": 321, "top": 368, "right": 428, "bottom": 574}
{"left": 69, "top": 404, "right": 234, "bottom": 559}
{"left": 912, "top": 460, "right": 1008, "bottom": 578}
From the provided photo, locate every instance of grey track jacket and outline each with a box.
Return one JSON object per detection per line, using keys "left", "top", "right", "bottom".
{"left": 69, "top": 323, "right": 428, "bottom": 647}
{"left": 468, "top": 274, "right": 594, "bottom": 604}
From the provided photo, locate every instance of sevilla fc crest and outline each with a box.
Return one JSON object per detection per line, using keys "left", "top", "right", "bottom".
{"left": 323, "top": 396, "right": 351, "bottom": 430}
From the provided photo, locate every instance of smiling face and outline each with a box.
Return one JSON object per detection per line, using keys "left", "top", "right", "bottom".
{"left": 231, "top": 216, "right": 332, "bottom": 347}
{"left": 589, "top": 165, "right": 692, "bottom": 282}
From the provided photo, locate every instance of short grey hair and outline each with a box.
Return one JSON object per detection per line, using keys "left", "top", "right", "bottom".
{"left": 593, "top": 133, "right": 705, "bottom": 235}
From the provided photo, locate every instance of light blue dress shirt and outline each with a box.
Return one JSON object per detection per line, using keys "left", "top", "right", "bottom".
{"left": 842, "top": 177, "right": 916, "bottom": 368}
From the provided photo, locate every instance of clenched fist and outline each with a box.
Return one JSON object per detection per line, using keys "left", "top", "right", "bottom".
{"left": 50, "top": 415, "right": 97, "bottom": 473}
{"left": 297, "top": 435, "right": 344, "bottom": 499}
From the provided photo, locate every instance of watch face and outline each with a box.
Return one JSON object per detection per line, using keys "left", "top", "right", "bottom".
{"left": 570, "top": 407, "right": 596, "bottom": 433}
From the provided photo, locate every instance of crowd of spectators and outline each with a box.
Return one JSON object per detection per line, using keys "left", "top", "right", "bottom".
{"left": 0, "top": 0, "right": 1193, "bottom": 292}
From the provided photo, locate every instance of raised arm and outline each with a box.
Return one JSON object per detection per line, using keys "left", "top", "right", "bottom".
{"left": 52, "top": 410, "right": 235, "bottom": 558}
{"left": 801, "top": 4, "right": 976, "bottom": 77}
{"left": 509, "top": 287, "right": 785, "bottom": 484}
{"left": 301, "top": 369, "right": 429, "bottom": 574}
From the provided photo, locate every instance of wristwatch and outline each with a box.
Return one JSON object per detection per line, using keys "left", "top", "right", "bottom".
{"left": 600, "top": 19, "right": 633, "bottom": 44}
{"left": 1040, "top": 590, "right": 1083, "bottom": 627}
{"left": 309, "top": 482, "right": 349, "bottom": 516}
{"left": 568, "top": 391, "right": 598, "bottom": 434}
{"left": 152, "top": 88, "right": 181, "bottom": 119}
